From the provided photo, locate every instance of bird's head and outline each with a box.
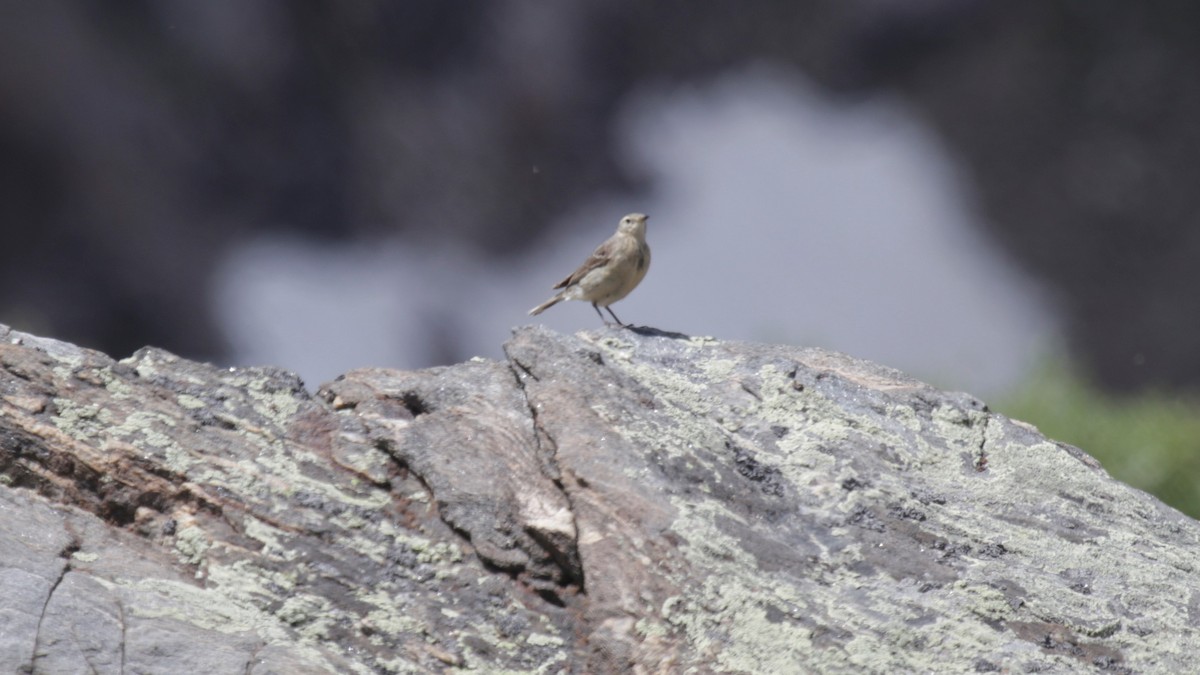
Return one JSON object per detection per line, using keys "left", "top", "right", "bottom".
{"left": 618, "top": 213, "right": 649, "bottom": 238}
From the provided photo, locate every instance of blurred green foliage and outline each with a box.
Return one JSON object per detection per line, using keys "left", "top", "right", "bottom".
{"left": 995, "top": 359, "right": 1200, "bottom": 520}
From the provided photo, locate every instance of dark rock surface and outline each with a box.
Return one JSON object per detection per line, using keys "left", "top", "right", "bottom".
{"left": 1, "top": 322, "right": 1198, "bottom": 673}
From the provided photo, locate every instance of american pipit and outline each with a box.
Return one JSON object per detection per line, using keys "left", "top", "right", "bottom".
{"left": 529, "top": 213, "right": 651, "bottom": 326}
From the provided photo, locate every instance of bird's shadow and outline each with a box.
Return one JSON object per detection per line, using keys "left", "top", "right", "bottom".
{"left": 624, "top": 325, "right": 691, "bottom": 340}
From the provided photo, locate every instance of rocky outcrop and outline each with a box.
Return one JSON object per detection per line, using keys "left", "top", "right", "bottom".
{"left": 1, "top": 322, "right": 1198, "bottom": 673}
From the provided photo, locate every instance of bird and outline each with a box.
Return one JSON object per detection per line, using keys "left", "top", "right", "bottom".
{"left": 529, "top": 213, "right": 651, "bottom": 327}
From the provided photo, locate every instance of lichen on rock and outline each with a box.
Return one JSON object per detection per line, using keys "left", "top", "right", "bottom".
{"left": 2, "top": 321, "right": 1199, "bottom": 673}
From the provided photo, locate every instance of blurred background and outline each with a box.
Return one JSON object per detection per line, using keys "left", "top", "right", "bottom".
{"left": 2, "top": 2, "right": 1198, "bottom": 515}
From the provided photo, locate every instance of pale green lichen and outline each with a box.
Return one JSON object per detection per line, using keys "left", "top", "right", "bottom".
{"left": 50, "top": 398, "right": 105, "bottom": 438}
{"left": 573, "top": 335, "right": 1091, "bottom": 672}
{"left": 95, "top": 367, "right": 134, "bottom": 397}
{"left": 525, "top": 632, "right": 563, "bottom": 647}
{"left": 331, "top": 509, "right": 370, "bottom": 531}
{"left": 721, "top": 601, "right": 819, "bottom": 673}
{"left": 345, "top": 529, "right": 390, "bottom": 566}
{"left": 700, "top": 357, "right": 738, "bottom": 383}
{"left": 111, "top": 410, "right": 194, "bottom": 472}
{"left": 52, "top": 391, "right": 200, "bottom": 471}
{"left": 277, "top": 593, "right": 337, "bottom": 640}
{"left": 120, "top": 576, "right": 272, "bottom": 635}
{"left": 174, "top": 525, "right": 210, "bottom": 565}
{"left": 228, "top": 372, "right": 304, "bottom": 427}
{"left": 413, "top": 539, "right": 464, "bottom": 565}
{"left": 649, "top": 497, "right": 843, "bottom": 672}
{"left": 358, "top": 588, "right": 428, "bottom": 636}
{"left": 47, "top": 350, "right": 86, "bottom": 383}
{"left": 593, "top": 334, "right": 636, "bottom": 359}
{"left": 206, "top": 557, "right": 299, "bottom": 612}
{"left": 119, "top": 350, "right": 204, "bottom": 384}
{"left": 954, "top": 580, "right": 1017, "bottom": 624}
{"left": 187, "top": 434, "right": 391, "bottom": 524}
{"left": 112, "top": 574, "right": 376, "bottom": 674}
{"left": 242, "top": 516, "right": 296, "bottom": 562}
{"left": 930, "top": 403, "right": 988, "bottom": 454}
{"left": 176, "top": 393, "right": 208, "bottom": 410}
{"left": 333, "top": 443, "right": 394, "bottom": 481}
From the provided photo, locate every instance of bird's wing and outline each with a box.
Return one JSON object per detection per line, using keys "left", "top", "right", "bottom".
{"left": 552, "top": 238, "right": 615, "bottom": 289}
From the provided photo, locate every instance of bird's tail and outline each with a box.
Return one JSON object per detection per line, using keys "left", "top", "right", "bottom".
{"left": 528, "top": 295, "right": 563, "bottom": 316}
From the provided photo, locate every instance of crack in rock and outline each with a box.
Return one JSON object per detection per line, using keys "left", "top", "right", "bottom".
{"left": 31, "top": 532, "right": 80, "bottom": 670}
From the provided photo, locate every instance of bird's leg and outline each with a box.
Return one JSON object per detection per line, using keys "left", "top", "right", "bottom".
{"left": 604, "top": 305, "right": 628, "bottom": 328}
{"left": 592, "top": 303, "right": 612, "bottom": 326}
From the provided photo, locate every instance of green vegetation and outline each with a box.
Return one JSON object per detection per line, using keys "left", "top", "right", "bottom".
{"left": 996, "top": 359, "right": 1200, "bottom": 520}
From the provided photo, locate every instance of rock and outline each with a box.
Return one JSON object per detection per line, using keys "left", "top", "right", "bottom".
{"left": 1, "top": 322, "right": 1198, "bottom": 673}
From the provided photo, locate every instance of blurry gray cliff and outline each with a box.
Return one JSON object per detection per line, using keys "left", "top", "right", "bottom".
{"left": 2, "top": 2, "right": 1200, "bottom": 391}
{"left": 2, "top": 322, "right": 1199, "bottom": 673}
